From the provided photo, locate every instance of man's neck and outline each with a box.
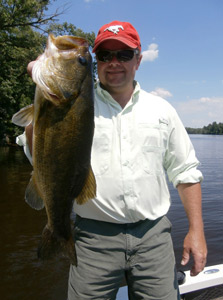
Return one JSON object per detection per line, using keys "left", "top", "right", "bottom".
{"left": 100, "top": 82, "right": 135, "bottom": 109}
{"left": 111, "top": 90, "right": 133, "bottom": 108}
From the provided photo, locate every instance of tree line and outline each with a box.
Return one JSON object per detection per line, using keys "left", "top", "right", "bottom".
{"left": 0, "top": 0, "right": 95, "bottom": 145}
{"left": 186, "top": 122, "right": 223, "bottom": 135}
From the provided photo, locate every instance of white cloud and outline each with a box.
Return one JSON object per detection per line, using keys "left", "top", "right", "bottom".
{"left": 141, "top": 43, "right": 159, "bottom": 62}
{"left": 151, "top": 87, "right": 173, "bottom": 98}
{"left": 173, "top": 97, "right": 223, "bottom": 127}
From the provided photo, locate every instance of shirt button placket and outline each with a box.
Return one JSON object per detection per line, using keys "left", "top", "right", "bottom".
{"left": 120, "top": 114, "right": 135, "bottom": 217}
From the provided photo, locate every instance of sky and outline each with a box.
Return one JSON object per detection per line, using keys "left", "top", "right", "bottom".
{"left": 47, "top": 0, "right": 223, "bottom": 127}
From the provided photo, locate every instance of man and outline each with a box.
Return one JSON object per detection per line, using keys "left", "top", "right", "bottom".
{"left": 24, "top": 21, "right": 207, "bottom": 300}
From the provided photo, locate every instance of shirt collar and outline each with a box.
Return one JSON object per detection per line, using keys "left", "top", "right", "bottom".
{"left": 95, "top": 80, "right": 140, "bottom": 110}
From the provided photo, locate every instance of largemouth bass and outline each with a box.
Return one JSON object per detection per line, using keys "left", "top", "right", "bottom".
{"left": 12, "top": 34, "right": 96, "bottom": 265}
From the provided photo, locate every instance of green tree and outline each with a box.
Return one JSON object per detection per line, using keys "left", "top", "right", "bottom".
{"left": 186, "top": 122, "right": 223, "bottom": 135}
{"left": 0, "top": 0, "right": 58, "bottom": 32}
{"left": 0, "top": 0, "right": 55, "bottom": 145}
{"left": 0, "top": 0, "right": 95, "bottom": 145}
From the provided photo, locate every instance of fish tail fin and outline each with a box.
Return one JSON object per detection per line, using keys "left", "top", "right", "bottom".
{"left": 38, "top": 226, "right": 77, "bottom": 266}
{"left": 76, "top": 166, "right": 96, "bottom": 205}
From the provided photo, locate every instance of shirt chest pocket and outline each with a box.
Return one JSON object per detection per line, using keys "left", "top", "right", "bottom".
{"left": 138, "top": 124, "right": 168, "bottom": 175}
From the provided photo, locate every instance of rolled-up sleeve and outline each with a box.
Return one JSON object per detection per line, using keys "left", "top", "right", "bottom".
{"left": 164, "top": 109, "right": 203, "bottom": 188}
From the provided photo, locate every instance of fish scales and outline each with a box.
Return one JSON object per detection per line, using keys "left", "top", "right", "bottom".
{"left": 12, "top": 34, "right": 96, "bottom": 265}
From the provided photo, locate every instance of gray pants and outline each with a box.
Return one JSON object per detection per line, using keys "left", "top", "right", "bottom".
{"left": 68, "top": 216, "right": 180, "bottom": 300}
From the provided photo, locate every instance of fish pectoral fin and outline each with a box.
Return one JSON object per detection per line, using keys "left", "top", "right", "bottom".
{"left": 75, "top": 166, "right": 96, "bottom": 205}
{"left": 25, "top": 175, "right": 45, "bottom": 210}
{"left": 12, "top": 104, "right": 34, "bottom": 127}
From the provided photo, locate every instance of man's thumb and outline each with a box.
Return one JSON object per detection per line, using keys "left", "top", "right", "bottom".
{"left": 181, "top": 249, "right": 190, "bottom": 266}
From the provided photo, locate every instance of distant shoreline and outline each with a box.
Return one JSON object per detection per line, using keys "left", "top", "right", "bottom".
{"left": 186, "top": 121, "right": 223, "bottom": 135}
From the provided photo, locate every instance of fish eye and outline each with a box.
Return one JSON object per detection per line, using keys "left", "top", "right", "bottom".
{"left": 78, "top": 55, "right": 87, "bottom": 66}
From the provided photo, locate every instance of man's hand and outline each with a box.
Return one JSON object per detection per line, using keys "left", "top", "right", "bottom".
{"left": 27, "top": 54, "right": 43, "bottom": 77}
{"left": 181, "top": 229, "right": 207, "bottom": 276}
{"left": 27, "top": 61, "right": 36, "bottom": 77}
{"left": 177, "top": 182, "right": 207, "bottom": 276}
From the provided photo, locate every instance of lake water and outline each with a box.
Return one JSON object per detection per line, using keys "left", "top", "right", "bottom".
{"left": 0, "top": 135, "right": 222, "bottom": 300}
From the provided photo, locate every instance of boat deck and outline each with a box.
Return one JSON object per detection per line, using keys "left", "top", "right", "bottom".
{"left": 117, "top": 284, "right": 223, "bottom": 300}
{"left": 183, "top": 284, "right": 223, "bottom": 299}
{"left": 117, "top": 264, "right": 223, "bottom": 300}
{"left": 180, "top": 264, "right": 223, "bottom": 299}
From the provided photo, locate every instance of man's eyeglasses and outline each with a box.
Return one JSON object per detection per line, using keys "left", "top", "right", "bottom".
{"left": 96, "top": 49, "right": 139, "bottom": 63}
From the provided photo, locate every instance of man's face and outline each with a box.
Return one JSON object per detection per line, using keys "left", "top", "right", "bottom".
{"left": 96, "top": 40, "right": 142, "bottom": 94}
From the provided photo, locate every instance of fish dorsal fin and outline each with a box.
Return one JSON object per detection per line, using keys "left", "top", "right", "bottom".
{"left": 25, "top": 174, "right": 45, "bottom": 210}
{"left": 75, "top": 166, "right": 96, "bottom": 205}
{"left": 12, "top": 104, "right": 34, "bottom": 127}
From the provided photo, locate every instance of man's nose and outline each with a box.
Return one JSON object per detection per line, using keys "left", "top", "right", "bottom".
{"left": 109, "top": 55, "right": 121, "bottom": 66}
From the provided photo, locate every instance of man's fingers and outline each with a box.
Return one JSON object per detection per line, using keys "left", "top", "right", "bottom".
{"left": 181, "top": 247, "right": 207, "bottom": 276}
{"left": 27, "top": 61, "right": 36, "bottom": 77}
{"left": 190, "top": 254, "right": 207, "bottom": 276}
{"left": 181, "top": 230, "right": 207, "bottom": 276}
{"left": 181, "top": 248, "right": 190, "bottom": 266}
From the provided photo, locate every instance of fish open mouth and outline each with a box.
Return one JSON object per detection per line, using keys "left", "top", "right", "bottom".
{"left": 45, "top": 90, "right": 77, "bottom": 103}
{"left": 47, "top": 92, "right": 60, "bottom": 101}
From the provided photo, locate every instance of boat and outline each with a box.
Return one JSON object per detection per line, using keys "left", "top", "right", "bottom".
{"left": 116, "top": 264, "right": 223, "bottom": 300}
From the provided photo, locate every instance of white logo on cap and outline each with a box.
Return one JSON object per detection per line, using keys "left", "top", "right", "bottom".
{"left": 104, "top": 25, "right": 124, "bottom": 35}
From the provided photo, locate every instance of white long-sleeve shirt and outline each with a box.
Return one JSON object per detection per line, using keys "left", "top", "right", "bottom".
{"left": 17, "top": 81, "right": 203, "bottom": 224}
{"left": 73, "top": 82, "right": 203, "bottom": 223}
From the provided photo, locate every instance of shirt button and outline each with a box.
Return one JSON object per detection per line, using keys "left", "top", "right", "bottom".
{"left": 123, "top": 161, "right": 128, "bottom": 166}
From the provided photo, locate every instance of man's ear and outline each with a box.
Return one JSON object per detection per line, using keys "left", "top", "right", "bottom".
{"left": 136, "top": 54, "right": 143, "bottom": 70}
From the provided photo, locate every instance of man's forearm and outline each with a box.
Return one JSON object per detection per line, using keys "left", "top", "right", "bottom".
{"left": 177, "top": 182, "right": 207, "bottom": 276}
{"left": 25, "top": 123, "right": 33, "bottom": 155}
{"left": 177, "top": 182, "right": 204, "bottom": 229}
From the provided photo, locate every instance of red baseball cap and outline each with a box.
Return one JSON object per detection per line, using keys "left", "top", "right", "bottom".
{"left": 92, "top": 21, "right": 141, "bottom": 53}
